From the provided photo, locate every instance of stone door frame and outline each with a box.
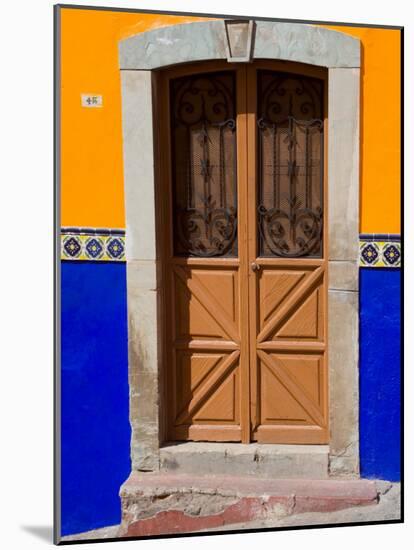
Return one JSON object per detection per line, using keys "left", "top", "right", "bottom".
{"left": 119, "top": 19, "right": 361, "bottom": 476}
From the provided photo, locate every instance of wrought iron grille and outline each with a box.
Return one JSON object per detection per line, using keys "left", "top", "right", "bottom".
{"left": 170, "top": 71, "right": 237, "bottom": 257}
{"left": 257, "top": 71, "right": 324, "bottom": 258}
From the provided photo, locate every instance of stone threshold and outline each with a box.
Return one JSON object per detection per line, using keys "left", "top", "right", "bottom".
{"left": 159, "top": 441, "right": 330, "bottom": 479}
{"left": 118, "top": 472, "right": 378, "bottom": 537}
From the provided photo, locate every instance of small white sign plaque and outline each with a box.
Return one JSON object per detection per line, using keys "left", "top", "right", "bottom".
{"left": 81, "top": 94, "right": 103, "bottom": 108}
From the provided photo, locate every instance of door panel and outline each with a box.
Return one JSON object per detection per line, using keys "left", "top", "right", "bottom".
{"left": 164, "top": 65, "right": 247, "bottom": 442}
{"left": 257, "top": 265, "right": 324, "bottom": 343}
{"left": 249, "top": 66, "right": 328, "bottom": 444}
{"left": 169, "top": 264, "right": 242, "bottom": 440}
{"left": 255, "top": 351, "right": 327, "bottom": 443}
{"left": 172, "top": 349, "right": 241, "bottom": 430}
{"left": 173, "top": 266, "right": 240, "bottom": 342}
{"left": 252, "top": 263, "right": 328, "bottom": 443}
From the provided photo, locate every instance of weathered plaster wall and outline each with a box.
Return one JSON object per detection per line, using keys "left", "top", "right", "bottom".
{"left": 60, "top": 10, "right": 211, "bottom": 229}
{"left": 359, "top": 268, "right": 401, "bottom": 481}
{"left": 61, "top": 262, "right": 130, "bottom": 535}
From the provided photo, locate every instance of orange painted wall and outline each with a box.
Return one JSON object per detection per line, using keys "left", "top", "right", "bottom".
{"left": 60, "top": 8, "right": 401, "bottom": 233}
{"left": 60, "top": 9, "right": 210, "bottom": 229}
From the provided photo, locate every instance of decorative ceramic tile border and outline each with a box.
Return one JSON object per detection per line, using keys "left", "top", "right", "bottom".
{"left": 61, "top": 228, "right": 401, "bottom": 267}
{"left": 359, "top": 234, "right": 401, "bottom": 268}
{"left": 61, "top": 228, "right": 125, "bottom": 261}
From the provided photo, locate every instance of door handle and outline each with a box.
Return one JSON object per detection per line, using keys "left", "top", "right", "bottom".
{"left": 251, "top": 262, "right": 261, "bottom": 272}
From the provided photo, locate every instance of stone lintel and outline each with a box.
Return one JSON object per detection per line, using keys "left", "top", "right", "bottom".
{"left": 119, "top": 20, "right": 360, "bottom": 70}
{"left": 223, "top": 20, "right": 255, "bottom": 62}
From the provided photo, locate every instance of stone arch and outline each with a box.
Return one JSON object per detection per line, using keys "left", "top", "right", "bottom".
{"left": 119, "top": 20, "right": 360, "bottom": 69}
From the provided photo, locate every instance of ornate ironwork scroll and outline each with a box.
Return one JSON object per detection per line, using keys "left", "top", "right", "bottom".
{"left": 257, "top": 71, "right": 324, "bottom": 258}
{"left": 170, "top": 71, "right": 237, "bottom": 257}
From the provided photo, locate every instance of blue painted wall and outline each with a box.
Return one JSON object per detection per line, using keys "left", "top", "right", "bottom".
{"left": 359, "top": 268, "right": 401, "bottom": 481}
{"left": 61, "top": 262, "right": 131, "bottom": 536}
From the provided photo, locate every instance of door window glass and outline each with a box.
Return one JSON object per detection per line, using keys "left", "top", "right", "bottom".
{"left": 170, "top": 71, "right": 238, "bottom": 257}
{"left": 257, "top": 71, "right": 324, "bottom": 258}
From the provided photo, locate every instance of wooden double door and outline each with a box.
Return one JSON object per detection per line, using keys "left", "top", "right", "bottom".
{"left": 159, "top": 60, "right": 328, "bottom": 444}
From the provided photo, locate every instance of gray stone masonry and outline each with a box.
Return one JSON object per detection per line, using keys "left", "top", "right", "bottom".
{"left": 159, "top": 442, "right": 329, "bottom": 479}
{"left": 59, "top": 482, "right": 400, "bottom": 541}
{"left": 119, "top": 20, "right": 360, "bottom": 70}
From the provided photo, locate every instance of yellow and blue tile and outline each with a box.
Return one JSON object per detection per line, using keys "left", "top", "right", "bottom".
{"left": 61, "top": 229, "right": 125, "bottom": 262}
{"left": 61, "top": 228, "right": 401, "bottom": 267}
{"left": 360, "top": 235, "right": 401, "bottom": 268}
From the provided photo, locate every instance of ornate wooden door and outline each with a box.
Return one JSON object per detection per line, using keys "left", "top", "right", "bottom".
{"left": 247, "top": 66, "right": 328, "bottom": 444}
{"left": 160, "top": 61, "right": 328, "bottom": 444}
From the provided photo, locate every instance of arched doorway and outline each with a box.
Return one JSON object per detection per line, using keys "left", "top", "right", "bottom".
{"left": 119, "top": 19, "right": 360, "bottom": 477}
{"left": 159, "top": 60, "right": 328, "bottom": 444}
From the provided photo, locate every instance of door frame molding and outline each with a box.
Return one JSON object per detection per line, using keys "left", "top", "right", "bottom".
{"left": 119, "top": 20, "right": 360, "bottom": 476}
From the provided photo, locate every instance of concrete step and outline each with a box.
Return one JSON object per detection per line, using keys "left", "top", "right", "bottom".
{"left": 159, "top": 441, "right": 330, "bottom": 479}
{"left": 118, "top": 472, "right": 378, "bottom": 537}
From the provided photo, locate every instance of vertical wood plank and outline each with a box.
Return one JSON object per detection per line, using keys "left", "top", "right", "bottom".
{"left": 236, "top": 64, "right": 251, "bottom": 443}
{"left": 323, "top": 75, "right": 330, "bottom": 431}
{"left": 246, "top": 64, "right": 259, "bottom": 435}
